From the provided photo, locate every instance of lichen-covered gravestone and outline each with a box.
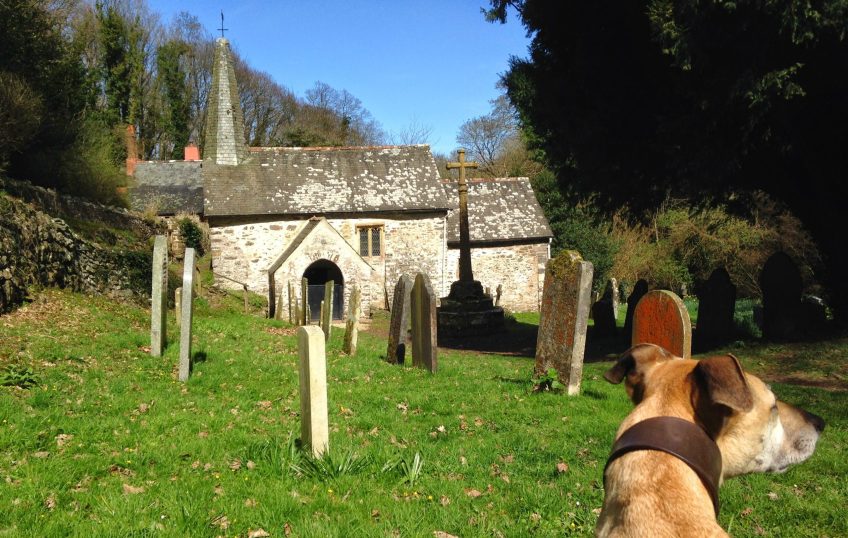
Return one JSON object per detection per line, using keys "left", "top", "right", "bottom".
{"left": 150, "top": 235, "right": 168, "bottom": 357}
{"left": 178, "top": 248, "right": 196, "bottom": 382}
{"left": 386, "top": 275, "right": 413, "bottom": 364}
{"left": 623, "top": 279, "right": 649, "bottom": 338}
{"left": 632, "top": 289, "right": 692, "bottom": 358}
{"left": 696, "top": 268, "right": 736, "bottom": 349}
{"left": 321, "top": 280, "right": 334, "bottom": 341}
{"left": 343, "top": 285, "right": 361, "bottom": 356}
{"left": 608, "top": 278, "right": 619, "bottom": 320}
{"left": 760, "top": 252, "right": 802, "bottom": 341}
{"left": 534, "top": 250, "right": 594, "bottom": 395}
{"left": 298, "top": 325, "right": 329, "bottom": 457}
{"left": 410, "top": 273, "right": 437, "bottom": 373}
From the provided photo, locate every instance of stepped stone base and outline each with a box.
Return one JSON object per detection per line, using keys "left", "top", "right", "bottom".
{"left": 437, "top": 280, "right": 505, "bottom": 338}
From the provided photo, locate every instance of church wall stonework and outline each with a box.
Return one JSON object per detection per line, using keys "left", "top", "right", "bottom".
{"left": 208, "top": 212, "right": 447, "bottom": 316}
{"left": 446, "top": 242, "right": 549, "bottom": 312}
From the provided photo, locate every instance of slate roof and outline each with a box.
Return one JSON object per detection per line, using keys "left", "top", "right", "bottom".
{"left": 203, "top": 145, "right": 451, "bottom": 217}
{"left": 129, "top": 161, "right": 203, "bottom": 215}
{"left": 444, "top": 177, "right": 553, "bottom": 244}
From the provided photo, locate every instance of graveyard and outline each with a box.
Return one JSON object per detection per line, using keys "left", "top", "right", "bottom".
{"left": 0, "top": 274, "right": 845, "bottom": 536}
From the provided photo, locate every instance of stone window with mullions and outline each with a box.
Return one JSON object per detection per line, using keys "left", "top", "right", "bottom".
{"left": 358, "top": 225, "right": 383, "bottom": 258}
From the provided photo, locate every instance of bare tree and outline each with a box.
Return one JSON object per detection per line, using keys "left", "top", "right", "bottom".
{"left": 390, "top": 116, "right": 434, "bottom": 145}
{"left": 456, "top": 94, "right": 519, "bottom": 177}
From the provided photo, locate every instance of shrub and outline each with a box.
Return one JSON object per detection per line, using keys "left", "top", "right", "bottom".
{"left": 178, "top": 217, "right": 205, "bottom": 257}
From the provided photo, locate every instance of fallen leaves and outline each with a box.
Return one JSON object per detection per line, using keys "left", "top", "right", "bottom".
{"left": 556, "top": 462, "right": 569, "bottom": 474}
{"left": 433, "top": 532, "right": 459, "bottom": 538}
{"left": 122, "top": 483, "right": 144, "bottom": 495}
{"left": 247, "top": 529, "right": 270, "bottom": 538}
{"left": 464, "top": 488, "right": 482, "bottom": 498}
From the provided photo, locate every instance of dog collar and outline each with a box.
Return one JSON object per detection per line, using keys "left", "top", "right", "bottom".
{"left": 603, "top": 416, "right": 722, "bottom": 516}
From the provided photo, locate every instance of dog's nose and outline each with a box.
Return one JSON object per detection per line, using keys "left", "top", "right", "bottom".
{"left": 805, "top": 410, "right": 825, "bottom": 433}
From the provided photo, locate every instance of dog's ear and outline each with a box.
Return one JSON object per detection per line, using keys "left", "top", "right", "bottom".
{"left": 605, "top": 344, "right": 674, "bottom": 402}
{"left": 695, "top": 354, "right": 754, "bottom": 412}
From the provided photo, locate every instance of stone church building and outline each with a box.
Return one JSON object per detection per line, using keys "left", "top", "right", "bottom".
{"left": 129, "top": 38, "right": 552, "bottom": 317}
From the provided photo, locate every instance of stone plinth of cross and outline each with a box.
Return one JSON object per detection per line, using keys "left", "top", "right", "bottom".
{"left": 446, "top": 149, "right": 478, "bottom": 282}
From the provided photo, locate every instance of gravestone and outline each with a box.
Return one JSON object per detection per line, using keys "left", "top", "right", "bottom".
{"left": 343, "top": 285, "right": 361, "bottom": 355}
{"left": 592, "top": 281, "right": 617, "bottom": 338}
{"left": 696, "top": 268, "right": 736, "bottom": 349}
{"left": 298, "top": 326, "right": 329, "bottom": 458}
{"left": 287, "top": 281, "right": 294, "bottom": 324}
{"left": 178, "top": 248, "right": 196, "bottom": 382}
{"left": 623, "top": 279, "right": 649, "bottom": 338}
{"left": 495, "top": 284, "right": 502, "bottom": 307}
{"left": 300, "top": 277, "right": 308, "bottom": 326}
{"left": 150, "top": 235, "right": 168, "bottom": 357}
{"left": 386, "top": 275, "right": 413, "bottom": 364}
{"left": 410, "top": 273, "right": 437, "bottom": 373}
{"left": 293, "top": 295, "right": 301, "bottom": 327}
{"left": 274, "top": 286, "right": 284, "bottom": 321}
{"left": 534, "top": 250, "right": 594, "bottom": 395}
{"left": 318, "top": 301, "right": 324, "bottom": 328}
{"left": 175, "top": 287, "right": 182, "bottom": 327}
{"left": 632, "top": 289, "right": 692, "bottom": 358}
{"left": 321, "top": 280, "right": 334, "bottom": 341}
{"left": 760, "top": 252, "right": 802, "bottom": 340}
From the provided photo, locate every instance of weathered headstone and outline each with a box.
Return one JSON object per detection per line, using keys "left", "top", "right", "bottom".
{"left": 623, "top": 279, "right": 649, "bottom": 338}
{"left": 322, "top": 280, "right": 334, "bottom": 341}
{"left": 175, "top": 287, "right": 182, "bottom": 327}
{"left": 592, "top": 283, "right": 617, "bottom": 338}
{"left": 410, "top": 273, "right": 437, "bottom": 373}
{"left": 274, "top": 285, "right": 284, "bottom": 321}
{"left": 760, "top": 252, "right": 802, "bottom": 341}
{"left": 607, "top": 278, "right": 619, "bottom": 320}
{"left": 343, "top": 285, "right": 361, "bottom": 356}
{"left": 298, "top": 326, "right": 329, "bottom": 458}
{"left": 293, "top": 295, "right": 301, "bottom": 327}
{"left": 318, "top": 301, "right": 324, "bottom": 328}
{"left": 386, "top": 275, "right": 413, "bottom": 364}
{"left": 696, "top": 268, "right": 736, "bottom": 349}
{"left": 632, "top": 289, "right": 692, "bottom": 358}
{"left": 178, "top": 248, "right": 196, "bottom": 382}
{"left": 300, "top": 277, "right": 308, "bottom": 326}
{"left": 495, "top": 284, "right": 502, "bottom": 307}
{"left": 150, "top": 235, "right": 168, "bottom": 357}
{"left": 534, "top": 250, "right": 594, "bottom": 395}
{"left": 287, "top": 281, "right": 294, "bottom": 324}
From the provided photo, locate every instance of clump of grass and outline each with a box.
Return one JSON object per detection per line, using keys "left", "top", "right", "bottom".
{"left": 290, "top": 449, "right": 370, "bottom": 481}
{"left": 381, "top": 451, "right": 424, "bottom": 487}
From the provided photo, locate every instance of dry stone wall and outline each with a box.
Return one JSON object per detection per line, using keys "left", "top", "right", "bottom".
{"left": 446, "top": 242, "right": 549, "bottom": 312}
{"left": 0, "top": 191, "right": 153, "bottom": 314}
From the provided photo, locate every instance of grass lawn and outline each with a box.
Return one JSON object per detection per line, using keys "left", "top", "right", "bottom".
{"left": 1, "top": 287, "right": 846, "bottom": 537}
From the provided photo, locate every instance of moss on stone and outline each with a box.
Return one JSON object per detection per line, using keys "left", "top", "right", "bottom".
{"left": 546, "top": 250, "right": 582, "bottom": 279}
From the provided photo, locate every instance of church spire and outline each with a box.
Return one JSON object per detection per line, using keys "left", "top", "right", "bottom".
{"left": 204, "top": 37, "right": 247, "bottom": 165}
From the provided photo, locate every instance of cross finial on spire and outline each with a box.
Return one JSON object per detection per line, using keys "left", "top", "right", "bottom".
{"left": 218, "top": 11, "right": 228, "bottom": 38}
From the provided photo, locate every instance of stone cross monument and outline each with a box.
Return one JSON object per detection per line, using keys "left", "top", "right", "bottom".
{"left": 437, "top": 149, "right": 504, "bottom": 338}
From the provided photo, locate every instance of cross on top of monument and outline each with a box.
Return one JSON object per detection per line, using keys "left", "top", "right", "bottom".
{"left": 446, "top": 148, "right": 478, "bottom": 180}
{"left": 218, "top": 11, "right": 228, "bottom": 38}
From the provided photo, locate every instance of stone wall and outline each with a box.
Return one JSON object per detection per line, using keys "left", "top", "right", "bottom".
{"left": 208, "top": 212, "right": 447, "bottom": 315}
{"left": 0, "top": 192, "right": 153, "bottom": 314}
{"left": 446, "top": 242, "right": 550, "bottom": 312}
{"left": 0, "top": 176, "right": 164, "bottom": 241}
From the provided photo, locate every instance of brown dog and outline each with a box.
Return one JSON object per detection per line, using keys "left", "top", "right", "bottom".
{"left": 596, "top": 344, "right": 824, "bottom": 537}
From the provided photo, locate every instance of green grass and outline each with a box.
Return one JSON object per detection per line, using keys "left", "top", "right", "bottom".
{"left": 0, "top": 288, "right": 845, "bottom": 537}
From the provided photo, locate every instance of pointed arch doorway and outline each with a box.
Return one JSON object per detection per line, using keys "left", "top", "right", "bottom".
{"left": 303, "top": 259, "right": 344, "bottom": 322}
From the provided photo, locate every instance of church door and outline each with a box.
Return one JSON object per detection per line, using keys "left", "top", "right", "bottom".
{"left": 303, "top": 260, "right": 344, "bottom": 322}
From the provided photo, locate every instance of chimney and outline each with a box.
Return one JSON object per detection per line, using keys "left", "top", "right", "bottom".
{"left": 125, "top": 125, "right": 138, "bottom": 175}
{"left": 184, "top": 143, "right": 200, "bottom": 161}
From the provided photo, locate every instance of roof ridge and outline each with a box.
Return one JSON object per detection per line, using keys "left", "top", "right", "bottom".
{"left": 249, "top": 144, "right": 430, "bottom": 152}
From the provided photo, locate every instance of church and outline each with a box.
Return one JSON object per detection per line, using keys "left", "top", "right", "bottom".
{"left": 129, "top": 38, "right": 552, "bottom": 318}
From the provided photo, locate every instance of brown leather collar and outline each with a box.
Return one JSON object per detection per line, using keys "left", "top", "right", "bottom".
{"left": 604, "top": 416, "right": 722, "bottom": 516}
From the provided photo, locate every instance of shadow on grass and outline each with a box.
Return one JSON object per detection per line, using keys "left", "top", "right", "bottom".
{"left": 192, "top": 351, "right": 208, "bottom": 363}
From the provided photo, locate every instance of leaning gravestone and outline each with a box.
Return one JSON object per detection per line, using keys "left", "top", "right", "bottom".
{"left": 623, "top": 279, "right": 649, "bottom": 339}
{"left": 535, "top": 250, "right": 594, "bottom": 396}
{"left": 632, "top": 289, "right": 692, "bottom": 358}
{"left": 343, "top": 285, "right": 361, "bottom": 356}
{"left": 150, "top": 235, "right": 168, "bottom": 357}
{"left": 178, "top": 248, "right": 196, "bottom": 382}
{"left": 298, "top": 326, "right": 329, "bottom": 458}
{"left": 410, "top": 273, "right": 437, "bottom": 373}
{"left": 760, "top": 252, "right": 802, "bottom": 341}
{"left": 697, "top": 268, "right": 736, "bottom": 349}
{"left": 386, "top": 274, "right": 413, "bottom": 364}
{"left": 322, "top": 280, "right": 334, "bottom": 341}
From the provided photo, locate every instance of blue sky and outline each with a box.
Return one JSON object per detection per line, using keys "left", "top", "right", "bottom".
{"left": 145, "top": 1, "right": 530, "bottom": 156}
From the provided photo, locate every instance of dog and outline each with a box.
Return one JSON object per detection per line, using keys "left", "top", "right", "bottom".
{"left": 596, "top": 343, "right": 824, "bottom": 537}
